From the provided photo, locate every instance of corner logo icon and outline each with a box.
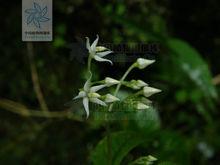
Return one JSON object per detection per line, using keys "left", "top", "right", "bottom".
{"left": 25, "top": 3, "right": 50, "bottom": 28}
{"left": 22, "top": 0, "right": 52, "bottom": 41}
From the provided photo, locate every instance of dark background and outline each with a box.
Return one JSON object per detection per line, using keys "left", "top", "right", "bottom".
{"left": 0, "top": 0, "right": 220, "bottom": 164}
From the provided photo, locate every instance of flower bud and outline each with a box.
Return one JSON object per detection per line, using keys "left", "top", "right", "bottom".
{"left": 136, "top": 80, "right": 148, "bottom": 87}
{"left": 130, "top": 80, "right": 140, "bottom": 89}
{"left": 143, "top": 86, "right": 161, "bottom": 97}
{"left": 88, "top": 92, "right": 101, "bottom": 98}
{"left": 103, "top": 94, "right": 120, "bottom": 103}
{"left": 141, "top": 97, "right": 152, "bottom": 105}
{"left": 104, "top": 77, "right": 120, "bottom": 87}
{"left": 147, "top": 155, "right": 157, "bottom": 161}
{"left": 96, "top": 46, "right": 108, "bottom": 52}
{"left": 135, "top": 58, "right": 155, "bottom": 69}
{"left": 136, "top": 102, "right": 150, "bottom": 110}
{"left": 129, "top": 80, "right": 148, "bottom": 89}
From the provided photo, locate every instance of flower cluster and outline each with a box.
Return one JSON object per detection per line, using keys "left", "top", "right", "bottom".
{"left": 72, "top": 35, "right": 161, "bottom": 118}
{"left": 74, "top": 72, "right": 119, "bottom": 118}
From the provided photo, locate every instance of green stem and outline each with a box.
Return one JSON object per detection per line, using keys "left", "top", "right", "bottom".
{"left": 105, "top": 63, "right": 136, "bottom": 164}
{"left": 91, "top": 80, "right": 104, "bottom": 86}
{"left": 108, "top": 63, "right": 136, "bottom": 112}
{"left": 106, "top": 119, "right": 112, "bottom": 165}
{"left": 87, "top": 55, "right": 92, "bottom": 74}
{"left": 114, "top": 64, "right": 136, "bottom": 96}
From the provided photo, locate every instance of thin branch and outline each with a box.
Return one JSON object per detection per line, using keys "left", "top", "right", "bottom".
{"left": 27, "top": 42, "right": 49, "bottom": 112}
{"left": 0, "top": 99, "right": 82, "bottom": 121}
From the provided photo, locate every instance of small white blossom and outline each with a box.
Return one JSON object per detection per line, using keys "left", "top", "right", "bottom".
{"left": 86, "top": 35, "right": 113, "bottom": 65}
{"left": 73, "top": 73, "right": 107, "bottom": 118}
{"left": 135, "top": 58, "right": 155, "bottom": 69}
{"left": 104, "top": 77, "right": 120, "bottom": 87}
{"left": 143, "top": 86, "right": 161, "bottom": 97}
{"left": 103, "top": 94, "right": 120, "bottom": 103}
{"left": 136, "top": 102, "right": 150, "bottom": 110}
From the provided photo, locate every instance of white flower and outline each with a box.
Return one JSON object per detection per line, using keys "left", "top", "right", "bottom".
{"left": 104, "top": 77, "right": 120, "bottom": 87}
{"left": 86, "top": 35, "right": 113, "bottom": 65}
{"left": 136, "top": 102, "right": 150, "bottom": 110}
{"left": 103, "top": 94, "right": 120, "bottom": 103}
{"left": 135, "top": 58, "right": 155, "bottom": 69}
{"left": 142, "top": 86, "right": 161, "bottom": 97}
{"left": 73, "top": 73, "right": 107, "bottom": 118}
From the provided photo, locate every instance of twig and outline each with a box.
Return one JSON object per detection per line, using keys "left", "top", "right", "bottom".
{"left": 27, "top": 42, "right": 49, "bottom": 112}
{"left": 213, "top": 74, "right": 220, "bottom": 85}
{"left": 0, "top": 99, "right": 82, "bottom": 121}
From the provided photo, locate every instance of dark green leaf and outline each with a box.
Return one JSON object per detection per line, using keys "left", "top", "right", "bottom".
{"left": 90, "top": 131, "right": 147, "bottom": 165}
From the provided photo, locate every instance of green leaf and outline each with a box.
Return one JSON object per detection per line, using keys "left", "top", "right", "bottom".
{"left": 157, "top": 131, "right": 191, "bottom": 165}
{"left": 166, "top": 38, "right": 218, "bottom": 99}
{"left": 132, "top": 107, "right": 161, "bottom": 135}
{"left": 90, "top": 131, "right": 147, "bottom": 165}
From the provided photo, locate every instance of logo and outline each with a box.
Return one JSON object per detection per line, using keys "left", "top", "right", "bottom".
{"left": 22, "top": 0, "right": 53, "bottom": 41}
{"left": 25, "top": 3, "right": 50, "bottom": 28}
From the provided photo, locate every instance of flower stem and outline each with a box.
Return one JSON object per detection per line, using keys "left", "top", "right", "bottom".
{"left": 105, "top": 63, "right": 136, "bottom": 164}
{"left": 91, "top": 80, "right": 103, "bottom": 85}
{"left": 108, "top": 63, "right": 136, "bottom": 111}
{"left": 114, "top": 64, "right": 136, "bottom": 95}
{"left": 105, "top": 119, "right": 112, "bottom": 165}
{"left": 87, "top": 55, "right": 92, "bottom": 74}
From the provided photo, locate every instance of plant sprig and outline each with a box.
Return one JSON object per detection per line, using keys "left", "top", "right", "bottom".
{"left": 72, "top": 35, "right": 161, "bottom": 118}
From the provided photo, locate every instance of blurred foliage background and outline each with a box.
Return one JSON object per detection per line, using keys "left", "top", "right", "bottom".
{"left": 0, "top": 0, "right": 220, "bottom": 164}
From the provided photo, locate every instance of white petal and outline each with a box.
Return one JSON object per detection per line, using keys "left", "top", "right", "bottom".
{"left": 83, "top": 97, "right": 89, "bottom": 118}
{"left": 90, "top": 98, "right": 107, "bottom": 106}
{"left": 85, "top": 37, "right": 91, "bottom": 52}
{"left": 96, "top": 51, "right": 113, "bottom": 57}
{"left": 91, "top": 35, "right": 99, "bottom": 52}
{"left": 94, "top": 55, "right": 113, "bottom": 65}
{"left": 90, "top": 84, "right": 106, "bottom": 92}
{"left": 83, "top": 72, "right": 92, "bottom": 92}
{"left": 73, "top": 91, "right": 86, "bottom": 99}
